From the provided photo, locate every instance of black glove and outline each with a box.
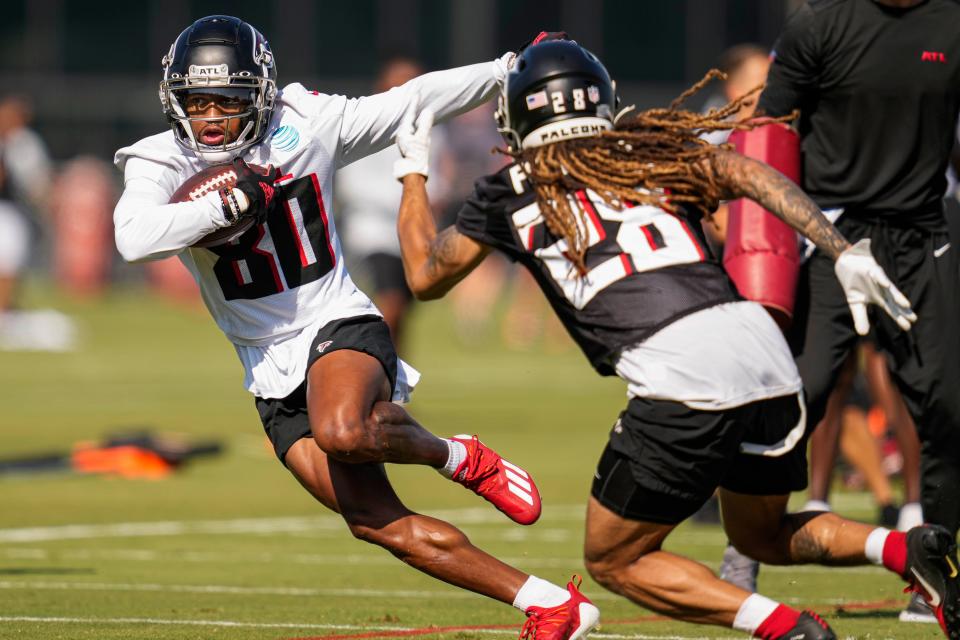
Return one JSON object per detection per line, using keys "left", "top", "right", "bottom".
{"left": 231, "top": 158, "right": 277, "bottom": 224}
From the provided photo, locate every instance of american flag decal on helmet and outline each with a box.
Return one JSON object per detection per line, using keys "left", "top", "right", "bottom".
{"left": 526, "top": 91, "right": 549, "bottom": 110}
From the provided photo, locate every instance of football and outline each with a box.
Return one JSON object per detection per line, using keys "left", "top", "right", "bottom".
{"left": 168, "top": 162, "right": 270, "bottom": 248}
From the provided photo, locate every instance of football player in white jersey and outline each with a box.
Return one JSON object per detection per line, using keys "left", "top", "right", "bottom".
{"left": 395, "top": 36, "right": 959, "bottom": 640}
{"left": 113, "top": 16, "right": 600, "bottom": 639}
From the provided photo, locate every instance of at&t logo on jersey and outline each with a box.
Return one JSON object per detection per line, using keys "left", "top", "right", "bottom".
{"left": 271, "top": 125, "right": 300, "bottom": 152}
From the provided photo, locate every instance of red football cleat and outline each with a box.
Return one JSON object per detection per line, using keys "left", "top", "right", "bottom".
{"left": 521, "top": 576, "right": 600, "bottom": 640}
{"left": 450, "top": 434, "right": 542, "bottom": 525}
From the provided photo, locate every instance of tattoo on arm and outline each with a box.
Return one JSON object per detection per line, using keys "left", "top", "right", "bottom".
{"left": 708, "top": 149, "right": 850, "bottom": 260}
{"left": 426, "top": 227, "right": 465, "bottom": 281}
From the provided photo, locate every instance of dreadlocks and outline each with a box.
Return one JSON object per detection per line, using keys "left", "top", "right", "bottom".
{"left": 514, "top": 70, "right": 795, "bottom": 275}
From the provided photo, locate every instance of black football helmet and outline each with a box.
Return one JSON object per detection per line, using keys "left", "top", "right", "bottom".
{"left": 159, "top": 15, "right": 277, "bottom": 162}
{"left": 495, "top": 39, "right": 618, "bottom": 151}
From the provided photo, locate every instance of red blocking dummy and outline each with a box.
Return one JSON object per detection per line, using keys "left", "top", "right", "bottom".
{"left": 723, "top": 123, "right": 801, "bottom": 330}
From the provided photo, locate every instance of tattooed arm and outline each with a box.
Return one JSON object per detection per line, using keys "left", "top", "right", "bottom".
{"left": 705, "top": 148, "right": 850, "bottom": 259}
{"left": 705, "top": 148, "right": 916, "bottom": 334}
{"left": 397, "top": 174, "right": 491, "bottom": 300}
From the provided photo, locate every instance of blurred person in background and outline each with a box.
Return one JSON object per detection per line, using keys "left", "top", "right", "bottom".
{"left": 0, "top": 158, "right": 30, "bottom": 316}
{"left": 0, "top": 94, "right": 75, "bottom": 351}
{"left": 441, "top": 103, "right": 561, "bottom": 351}
{"left": 394, "top": 36, "right": 956, "bottom": 640}
{"left": 700, "top": 44, "right": 771, "bottom": 250}
{"left": 440, "top": 102, "right": 514, "bottom": 342}
{"left": 803, "top": 344, "right": 921, "bottom": 529}
{"left": 112, "top": 16, "right": 598, "bottom": 639}
{"left": 0, "top": 95, "right": 52, "bottom": 310}
{"left": 749, "top": 0, "right": 960, "bottom": 624}
{"left": 0, "top": 96, "right": 53, "bottom": 221}
{"left": 336, "top": 55, "right": 453, "bottom": 349}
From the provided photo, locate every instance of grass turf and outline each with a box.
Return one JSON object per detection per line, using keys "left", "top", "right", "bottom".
{"left": 0, "top": 283, "right": 941, "bottom": 639}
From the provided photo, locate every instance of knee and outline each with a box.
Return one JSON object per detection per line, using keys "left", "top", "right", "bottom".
{"left": 312, "top": 410, "right": 366, "bottom": 461}
{"left": 584, "top": 558, "right": 619, "bottom": 592}
{"left": 312, "top": 403, "right": 402, "bottom": 462}
{"left": 583, "top": 547, "right": 631, "bottom": 594}
{"left": 728, "top": 512, "right": 823, "bottom": 565}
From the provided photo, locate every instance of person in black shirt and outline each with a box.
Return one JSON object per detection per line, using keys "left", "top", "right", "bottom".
{"left": 747, "top": 0, "right": 960, "bottom": 621}
{"left": 393, "top": 36, "right": 958, "bottom": 640}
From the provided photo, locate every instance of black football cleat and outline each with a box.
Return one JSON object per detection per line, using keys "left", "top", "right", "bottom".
{"left": 776, "top": 611, "right": 836, "bottom": 640}
{"left": 902, "top": 524, "right": 960, "bottom": 639}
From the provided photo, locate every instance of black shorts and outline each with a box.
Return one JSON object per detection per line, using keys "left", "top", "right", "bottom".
{"left": 359, "top": 252, "right": 413, "bottom": 301}
{"left": 255, "top": 315, "right": 398, "bottom": 464}
{"left": 591, "top": 393, "right": 808, "bottom": 524}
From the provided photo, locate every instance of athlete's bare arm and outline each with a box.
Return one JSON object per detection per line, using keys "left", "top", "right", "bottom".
{"left": 706, "top": 148, "right": 851, "bottom": 260}
{"left": 397, "top": 174, "right": 491, "bottom": 300}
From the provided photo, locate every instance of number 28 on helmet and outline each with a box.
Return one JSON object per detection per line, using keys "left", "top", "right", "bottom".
{"left": 495, "top": 38, "right": 619, "bottom": 152}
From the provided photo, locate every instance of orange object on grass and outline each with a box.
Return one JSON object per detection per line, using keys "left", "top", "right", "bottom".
{"left": 71, "top": 445, "right": 173, "bottom": 479}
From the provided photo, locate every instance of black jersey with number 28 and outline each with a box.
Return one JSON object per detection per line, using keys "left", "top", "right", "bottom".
{"left": 455, "top": 163, "right": 741, "bottom": 375}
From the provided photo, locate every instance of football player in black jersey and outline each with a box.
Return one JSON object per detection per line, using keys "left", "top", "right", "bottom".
{"left": 394, "top": 35, "right": 959, "bottom": 640}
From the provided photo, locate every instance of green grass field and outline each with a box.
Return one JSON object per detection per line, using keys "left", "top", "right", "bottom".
{"left": 0, "top": 283, "right": 942, "bottom": 640}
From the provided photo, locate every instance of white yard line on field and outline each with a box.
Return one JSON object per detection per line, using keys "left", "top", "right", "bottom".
{"left": 0, "top": 497, "right": 882, "bottom": 545}
{"left": 0, "top": 580, "right": 484, "bottom": 599}
{"left": 0, "top": 505, "right": 585, "bottom": 543}
{"left": 0, "top": 579, "right": 897, "bottom": 606}
{"left": 0, "top": 616, "right": 409, "bottom": 631}
{"left": 0, "top": 546, "right": 889, "bottom": 575}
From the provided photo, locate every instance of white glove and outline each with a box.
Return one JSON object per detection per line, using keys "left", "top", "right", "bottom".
{"left": 393, "top": 104, "right": 434, "bottom": 181}
{"left": 834, "top": 239, "right": 917, "bottom": 335}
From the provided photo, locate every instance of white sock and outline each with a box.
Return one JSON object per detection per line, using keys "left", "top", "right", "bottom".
{"left": 733, "top": 593, "right": 781, "bottom": 634}
{"left": 512, "top": 576, "right": 570, "bottom": 611}
{"left": 803, "top": 499, "right": 831, "bottom": 512}
{"left": 864, "top": 527, "right": 891, "bottom": 565}
{"left": 438, "top": 438, "right": 467, "bottom": 478}
{"left": 898, "top": 502, "right": 924, "bottom": 531}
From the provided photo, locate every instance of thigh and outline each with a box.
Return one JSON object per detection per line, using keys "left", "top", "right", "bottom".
{"left": 584, "top": 496, "right": 676, "bottom": 567}
{"left": 308, "top": 349, "right": 392, "bottom": 423}
{"left": 284, "top": 437, "right": 411, "bottom": 524}
{"left": 306, "top": 315, "right": 397, "bottom": 427}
